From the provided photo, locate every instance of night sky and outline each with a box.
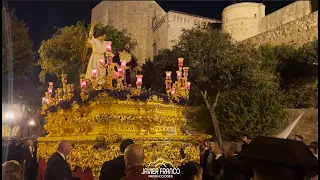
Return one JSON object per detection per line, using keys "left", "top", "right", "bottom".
{"left": 8, "top": 0, "right": 294, "bottom": 50}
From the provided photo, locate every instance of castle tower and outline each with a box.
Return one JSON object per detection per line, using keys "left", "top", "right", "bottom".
{"left": 222, "top": 2, "right": 265, "bottom": 42}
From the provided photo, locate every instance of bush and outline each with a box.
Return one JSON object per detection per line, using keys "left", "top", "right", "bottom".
{"left": 216, "top": 85, "right": 286, "bottom": 141}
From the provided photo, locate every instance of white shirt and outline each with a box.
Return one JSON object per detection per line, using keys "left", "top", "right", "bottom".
{"left": 29, "top": 146, "right": 34, "bottom": 157}
{"left": 57, "top": 151, "right": 66, "bottom": 160}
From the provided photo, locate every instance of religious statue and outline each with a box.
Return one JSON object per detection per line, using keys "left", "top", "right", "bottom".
{"left": 113, "top": 43, "right": 141, "bottom": 86}
{"left": 85, "top": 22, "right": 107, "bottom": 80}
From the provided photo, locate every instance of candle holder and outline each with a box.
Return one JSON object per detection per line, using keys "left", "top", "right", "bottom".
{"left": 106, "top": 41, "right": 112, "bottom": 52}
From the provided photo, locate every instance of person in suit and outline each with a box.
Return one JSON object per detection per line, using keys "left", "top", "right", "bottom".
{"left": 44, "top": 140, "right": 79, "bottom": 180}
{"left": 121, "top": 144, "right": 149, "bottom": 180}
{"left": 23, "top": 139, "right": 38, "bottom": 180}
{"left": 99, "top": 139, "right": 134, "bottom": 180}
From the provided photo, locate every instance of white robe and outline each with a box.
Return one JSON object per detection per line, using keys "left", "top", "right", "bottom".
{"left": 85, "top": 38, "right": 107, "bottom": 80}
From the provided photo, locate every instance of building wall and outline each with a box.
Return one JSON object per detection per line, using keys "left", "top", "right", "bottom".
{"left": 91, "top": 1, "right": 166, "bottom": 65}
{"left": 222, "top": 2, "right": 265, "bottom": 42}
{"left": 258, "top": 1, "right": 312, "bottom": 34}
{"left": 242, "top": 11, "right": 318, "bottom": 47}
{"left": 166, "top": 11, "right": 220, "bottom": 49}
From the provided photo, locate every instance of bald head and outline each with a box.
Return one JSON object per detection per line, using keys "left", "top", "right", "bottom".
{"left": 124, "top": 144, "right": 144, "bottom": 168}
{"left": 57, "top": 140, "right": 73, "bottom": 157}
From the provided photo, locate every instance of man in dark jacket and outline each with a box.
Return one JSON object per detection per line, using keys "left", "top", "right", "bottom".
{"left": 45, "top": 140, "right": 79, "bottom": 180}
{"left": 99, "top": 139, "right": 134, "bottom": 180}
{"left": 23, "top": 139, "right": 38, "bottom": 180}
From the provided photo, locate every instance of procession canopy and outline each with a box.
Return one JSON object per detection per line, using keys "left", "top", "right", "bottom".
{"left": 38, "top": 39, "right": 210, "bottom": 179}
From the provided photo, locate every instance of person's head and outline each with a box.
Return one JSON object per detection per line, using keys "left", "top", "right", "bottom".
{"left": 226, "top": 143, "right": 241, "bottom": 158}
{"left": 205, "top": 141, "right": 213, "bottom": 151}
{"left": 120, "top": 139, "right": 134, "bottom": 153}
{"left": 124, "top": 144, "right": 145, "bottom": 168}
{"left": 57, "top": 140, "right": 73, "bottom": 156}
{"left": 250, "top": 165, "right": 305, "bottom": 180}
{"left": 182, "top": 161, "right": 203, "bottom": 180}
{"left": 310, "top": 142, "right": 318, "bottom": 154}
{"left": 2, "top": 160, "right": 23, "bottom": 180}
{"left": 242, "top": 134, "right": 250, "bottom": 143}
{"left": 295, "top": 135, "right": 303, "bottom": 142}
{"left": 27, "top": 139, "right": 34, "bottom": 147}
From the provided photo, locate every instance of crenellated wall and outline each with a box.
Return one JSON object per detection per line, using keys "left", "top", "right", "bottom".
{"left": 242, "top": 11, "right": 318, "bottom": 47}
{"left": 222, "top": 1, "right": 318, "bottom": 46}
{"left": 258, "top": 1, "right": 312, "bottom": 34}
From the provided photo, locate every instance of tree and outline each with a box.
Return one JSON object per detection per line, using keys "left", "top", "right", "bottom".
{"left": 216, "top": 85, "right": 286, "bottom": 140}
{"left": 38, "top": 22, "right": 137, "bottom": 84}
{"left": 259, "top": 40, "right": 318, "bottom": 108}
{"left": 175, "top": 26, "right": 277, "bottom": 148}
{"left": 2, "top": 10, "right": 35, "bottom": 78}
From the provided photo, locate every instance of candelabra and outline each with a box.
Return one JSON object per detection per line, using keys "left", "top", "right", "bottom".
{"left": 165, "top": 58, "right": 191, "bottom": 102}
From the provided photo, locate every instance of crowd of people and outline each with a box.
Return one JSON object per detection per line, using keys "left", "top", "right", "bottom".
{"left": 2, "top": 134, "right": 318, "bottom": 180}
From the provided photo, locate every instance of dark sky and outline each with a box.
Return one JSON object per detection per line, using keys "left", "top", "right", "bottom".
{"left": 8, "top": 0, "right": 294, "bottom": 50}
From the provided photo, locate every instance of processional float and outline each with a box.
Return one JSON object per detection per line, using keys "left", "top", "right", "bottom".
{"left": 38, "top": 41, "right": 210, "bottom": 179}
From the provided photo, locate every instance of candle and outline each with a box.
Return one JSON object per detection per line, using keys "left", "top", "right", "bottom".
{"left": 136, "top": 75, "right": 143, "bottom": 86}
{"left": 186, "top": 82, "right": 191, "bottom": 91}
{"left": 178, "top": 57, "right": 184, "bottom": 68}
{"left": 49, "top": 82, "right": 54, "bottom": 88}
{"left": 48, "top": 88, "right": 53, "bottom": 95}
{"left": 42, "top": 97, "right": 46, "bottom": 104}
{"left": 99, "top": 59, "right": 105, "bottom": 65}
{"left": 81, "top": 79, "right": 87, "bottom": 88}
{"left": 171, "top": 88, "right": 175, "bottom": 95}
{"left": 120, "top": 60, "right": 126, "bottom": 69}
{"left": 106, "top": 41, "right": 112, "bottom": 52}
{"left": 165, "top": 71, "right": 172, "bottom": 80}
{"left": 176, "top": 71, "right": 181, "bottom": 79}
{"left": 107, "top": 56, "right": 112, "bottom": 65}
{"left": 180, "top": 78, "right": 185, "bottom": 87}
{"left": 92, "top": 69, "right": 97, "bottom": 78}
{"left": 118, "top": 68, "right": 124, "bottom": 78}
{"left": 45, "top": 98, "right": 49, "bottom": 104}
{"left": 166, "top": 80, "right": 172, "bottom": 91}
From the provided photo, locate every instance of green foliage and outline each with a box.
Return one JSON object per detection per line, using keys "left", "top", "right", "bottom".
{"left": 2, "top": 10, "right": 35, "bottom": 78}
{"left": 176, "top": 26, "right": 276, "bottom": 104}
{"left": 38, "top": 22, "right": 137, "bottom": 84}
{"left": 259, "top": 40, "right": 318, "bottom": 108}
{"left": 216, "top": 85, "right": 286, "bottom": 140}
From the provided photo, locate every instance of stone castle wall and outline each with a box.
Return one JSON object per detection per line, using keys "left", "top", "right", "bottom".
{"left": 91, "top": 1, "right": 166, "bottom": 65}
{"left": 222, "top": 1, "right": 318, "bottom": 46}
{"left": 222, "top": 2, "right": 266, "bottom": 42}
{"left": 258, "top": 1, "right": 312, "bottom": 34}
{"left": 242, "top": 11, "right": 318, "bottom": 47}
{"left": 166, "top": 11, "right": 220, "bottom": 49}
{"left": 91, "top": 1, "right": 220, "bottom": 63}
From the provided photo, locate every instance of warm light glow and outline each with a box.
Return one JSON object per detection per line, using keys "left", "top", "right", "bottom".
{"left": 186, "top": 82, "right": 191, "bottom": 91}
{"left": 99, "top": 59, "right": 105, "bottom": 65}
{"left": 29, "top": 120, "right": 35, "bottom": 126}
{"left": 178, "top": 57, "right": 184, "bottom": 68}
{"left": 176, "top": 71, "right": 181, "bottom": 79}
{"left": 165, "top": 71, "right": 172, "bottom": 80}
{"left": 120, "top": 60, "right": 127, "bottom": 68}
{"left": 92, "top": 69, "right": 97, "bottom": 78}
{"left": 136, "top": 75, "right": 143, "bottom": 86}
{"left": 48, "top": 88, "right": 53, "bottom": 94}
{"left": 81, "top": 79, "right": 87, "bottom": 88}
{"left": 42, "top": 97, "right": 46, "bottom": 103}
{"left": 49, "top": 82, "right": 54, "bottom": 87}
{"left": 106, "top": 41, "right": 112, "bottom": 52}
{"left": 5, "top": 112, "right": 15, "bottom": 120}
{"left": 171, "top": 88, "right": 175, "bottom": 95}
{"left": 118, "top": 68, "right": 124, "bottom": 78}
